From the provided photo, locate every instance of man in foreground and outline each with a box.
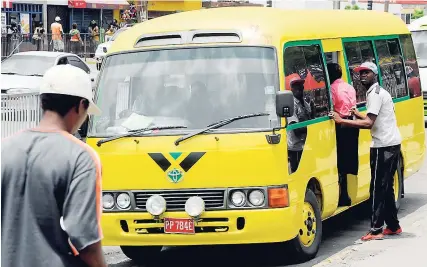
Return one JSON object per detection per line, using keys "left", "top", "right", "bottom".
{"left": 330, "top": 62, "right": 402, "bottom": 241}
{"left": 1, "top": 65, "right": 107, "bottom": 266}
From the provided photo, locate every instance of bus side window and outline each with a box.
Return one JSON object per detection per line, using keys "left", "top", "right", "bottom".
{"left": 374, "top": 39, "right": 409, "bottom": 99}
{"left": 284, "top": 44, "right": 330, "bottom": 118}
{"left": 343, "top": 41, "right": 376, "bottom": 104}
{"left": 399, "top": 34, "right": 422, "bottom": 98}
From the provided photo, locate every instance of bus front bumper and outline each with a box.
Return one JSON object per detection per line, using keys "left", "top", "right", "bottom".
{"left": 101, "top": 207, "right": 299, "bottom": 246}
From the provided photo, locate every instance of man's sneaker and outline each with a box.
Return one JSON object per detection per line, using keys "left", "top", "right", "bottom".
{"left": 383, "top": 227, "right": 402, "bottom": 235}
{"left": 361, "top": 232, "right": 384, "bottom": 241}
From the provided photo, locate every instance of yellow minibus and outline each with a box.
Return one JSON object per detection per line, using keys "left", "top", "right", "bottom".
{"left": 87, "top": 7, "right": 425, "bottom": 264}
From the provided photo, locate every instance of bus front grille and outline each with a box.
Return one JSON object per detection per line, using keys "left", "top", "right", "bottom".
{"left": 133, "top": 189, "right": 226, "bottom": 211}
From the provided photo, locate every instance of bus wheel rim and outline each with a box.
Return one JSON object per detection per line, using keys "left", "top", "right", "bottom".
{"left": 300, "top": 202, "right": 316, "bottom": 247}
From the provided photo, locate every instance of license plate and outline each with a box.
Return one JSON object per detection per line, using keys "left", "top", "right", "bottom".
{"left": 164, "top": 218, "right": 195, "bottom": 234}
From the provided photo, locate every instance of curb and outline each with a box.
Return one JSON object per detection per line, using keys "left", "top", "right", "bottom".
{"left": 313, "top": 202, "right": 427, "bottom": 267}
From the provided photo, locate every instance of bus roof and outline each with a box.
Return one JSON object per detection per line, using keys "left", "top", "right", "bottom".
{"left": 110, "top": 7, "right": 410, "bottom": 54}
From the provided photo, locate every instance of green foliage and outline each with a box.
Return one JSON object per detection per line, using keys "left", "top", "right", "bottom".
{"left": 344, "top": 4, "right": 364, "bottom": 10}
{"left": 411, "top": 9, "right": 424, "bottom": 20}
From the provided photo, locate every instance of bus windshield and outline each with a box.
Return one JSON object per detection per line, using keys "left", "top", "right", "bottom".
{"left": 412, "top": 30, "right": 427, "bottom": 67}
{"left": 90, "top": 46, "right": 280, "bottom": 136}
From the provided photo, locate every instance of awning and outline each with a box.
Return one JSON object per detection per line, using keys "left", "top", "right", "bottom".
{"left": 68, "top": 0, "right": 129, "bottom": 9}
{"left": 2, "top": 0, "right": 13, "bottom": 8}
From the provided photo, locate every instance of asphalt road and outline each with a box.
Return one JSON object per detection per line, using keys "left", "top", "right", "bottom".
{"left": 104, "top": 129, "right": 427, "bottom": 267}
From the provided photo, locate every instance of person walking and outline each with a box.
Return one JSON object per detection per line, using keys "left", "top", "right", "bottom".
{"left": 327, "top": 63, "right": 359, "bottom": 207}
{"left": 330, "top": 62, "right": 402, "bottom": 241}
{"left": 33, "top": 21, "right": 46, "bottom": 51}
{"left": 51, "top": 16, "right": 64, "bottom": 52}
{"left": 88, "top": 20, "right": 100, "bottom": 56}
{"left": 69, "top": 23, "right": 83, "bottom": 56}
{"left": 1, "top": 64, "right": 107, "bottom": 267}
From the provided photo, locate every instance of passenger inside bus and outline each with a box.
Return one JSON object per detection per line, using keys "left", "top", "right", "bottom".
{"left": 287, "top": 77, "right": 313, "bottom": 174}
{"left": 327, "top": 63, "right": 359, "bottom": 207}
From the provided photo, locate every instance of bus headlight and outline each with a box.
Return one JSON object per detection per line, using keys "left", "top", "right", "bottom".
{"left": 116, "top": 193, "right": 131, "bottom": 209}
{"left": 102, "top": 193, "right": 115, "bottom": 209}
{"left": 248, "top": 190, "right": 265, "bottom": 206}
{"left": 230, "top": 190, "right": 246, "bottom": 207}
{"left": 185, "top": 196, "right": 205, "bottom": 218}
{"left": 146, "top": 194, "right": 166, "bottom": 216}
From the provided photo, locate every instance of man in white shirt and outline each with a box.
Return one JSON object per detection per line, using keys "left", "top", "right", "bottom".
{"left": 330, "top": 62, "right": 402, "bottom": 242}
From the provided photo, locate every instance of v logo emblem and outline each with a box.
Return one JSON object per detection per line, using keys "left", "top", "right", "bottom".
{"left": 148, "top": 152, "right": 206, "bottom": 173}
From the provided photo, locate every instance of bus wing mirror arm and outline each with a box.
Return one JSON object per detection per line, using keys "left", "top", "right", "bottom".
{"left": 276, "top": 90, "right": 294, "bottom": 118}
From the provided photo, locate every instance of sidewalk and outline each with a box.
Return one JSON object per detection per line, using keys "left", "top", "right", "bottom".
{"left": 314, "top": 203, "right": 427, "bottom": 267}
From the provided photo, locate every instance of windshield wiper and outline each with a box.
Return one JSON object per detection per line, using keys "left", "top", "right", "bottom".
{"left": 96, "top": 125, "right": 187, "bottom": 147}
{"left": 28, "top": 74, "right": 43, "bottom": 77}
{"left": 1, "top": 72, "right": 18, "bottom": 75}
{"left": 174, "top": 112, "right": 269, "bottom": 146}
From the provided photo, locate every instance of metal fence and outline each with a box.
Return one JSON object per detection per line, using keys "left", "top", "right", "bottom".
{"left": 1, "top": 92, "right": 87, "bottom": 140}
{"left": 1, "top": 33, "right": 101, "bottom": 60}
{"left": 1, "top": 92, "right": 42, "bottom": 138}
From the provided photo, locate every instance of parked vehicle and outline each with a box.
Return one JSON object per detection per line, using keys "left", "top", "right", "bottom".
{"left": 408, "top": 15, "right": 427, "bottom": 123}
{"left": 1, "top": 51, "right": 97, "bottom": 94}
{"left": 95, "top": 25, "right": 133, "bottom": 70}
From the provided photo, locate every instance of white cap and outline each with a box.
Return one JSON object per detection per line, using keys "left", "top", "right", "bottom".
{"left": 40, "top": 65, "right": 101, "bottom": 115}
{"left": 55, "top": 16, "right": 61, "bottom": 22}
{"left": 354, "top": 62, "right": 378, "bottom": 75}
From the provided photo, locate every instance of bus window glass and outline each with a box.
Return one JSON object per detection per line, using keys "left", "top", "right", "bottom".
{"left": 374, "top": 39, "right": 408, "bottom": 98}
{"left": 400, "top": 34, "right": 422, "bottom": 98}
{"left": 284, "top": 45, "right": 330, "bottom": 118}
{"left": 344, "top": 41, "right": 376, "bottom": 104}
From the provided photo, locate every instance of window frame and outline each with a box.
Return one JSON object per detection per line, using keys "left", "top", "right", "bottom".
{"left": 283, "top": 39, "right": 333, "bottom": 130}
{"left": 342, "top": 35, "right": 410, "bottom": 109}
{"left": 67, "top": 56, "right": 91, "bottom": 74}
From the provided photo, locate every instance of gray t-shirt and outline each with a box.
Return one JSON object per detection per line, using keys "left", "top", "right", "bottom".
{"left": 287, "top": 97, "right": 312, "bottom": 151}
{"left": 1, "top": 130, "right": 103, "bottom": 267}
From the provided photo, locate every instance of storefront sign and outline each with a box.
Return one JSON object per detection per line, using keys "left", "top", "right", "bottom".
{"left": 1, "top": 13, "right": 6, "bottom": 34}
{"left": 68, "top": 0, "right": 87, "bottom": 8}
{"left": 20, "top": 13, "right": 30, "bottom": 34}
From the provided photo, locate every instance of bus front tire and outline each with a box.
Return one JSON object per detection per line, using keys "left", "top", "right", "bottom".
{"left": 120, "top": 246, "right": 162, "bottom": 265}
{"left": 287, "top": 189, "right": 322, "bottom": 262}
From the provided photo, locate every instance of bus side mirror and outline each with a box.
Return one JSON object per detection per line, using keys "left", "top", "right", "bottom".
{"left": 276, "top": 90, "right": 294, "bottom": 118}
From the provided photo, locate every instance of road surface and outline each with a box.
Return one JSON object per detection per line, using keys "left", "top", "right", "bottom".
{"left": 104, "top": 129, "right": 427, "bottom": 267}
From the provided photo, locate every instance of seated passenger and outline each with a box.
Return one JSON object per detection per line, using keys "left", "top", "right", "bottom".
{"left": 287, "top": 77, "right": 313, "bottom": 174}
{"left": 327, "top": 63, "right": 359, "bottom": 207}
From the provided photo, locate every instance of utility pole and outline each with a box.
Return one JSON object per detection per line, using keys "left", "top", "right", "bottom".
{"left": 384, "top": 0, "right": 390, "bottom": 12}
{"left": 136, "top": 0, "right": 148, "bottom": 23}
{"left": 367, "top": 0, "right": 373, "bottom": 10}
{"left": 333, "top": 0, "right": 340, "bottom": 10}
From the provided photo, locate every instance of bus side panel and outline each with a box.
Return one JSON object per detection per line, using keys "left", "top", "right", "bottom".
{"left": 395, "top": 97, "right": 426, "bottom": 177}
{"left": 289, "top": 119, "right": 339, "bottom": 219}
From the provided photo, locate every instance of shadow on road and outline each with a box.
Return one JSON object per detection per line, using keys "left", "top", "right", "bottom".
{"left": 110, "top": 193, "right": 427, "bottom": 267}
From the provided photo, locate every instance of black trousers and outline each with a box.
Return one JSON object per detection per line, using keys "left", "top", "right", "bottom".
{"left": 288, "top": 150, "right": 302, "bottom": 174}
{"left": 335, "top": 118, "right": 359, "bottom": 175}
{"left": 370, "top": 144, "right": 401, "bottom": 234}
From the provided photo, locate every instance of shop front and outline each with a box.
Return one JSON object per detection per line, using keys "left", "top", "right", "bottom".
{"left": 1, "top": 1, "right": 43, "bottom": 36}
{"left": 68, "top": 0, "right": 129, "bottom": 33}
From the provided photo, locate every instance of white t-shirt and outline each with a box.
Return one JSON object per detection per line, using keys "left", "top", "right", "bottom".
{"left": 366, "top": 83, "right": 402, "bottom": 148}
